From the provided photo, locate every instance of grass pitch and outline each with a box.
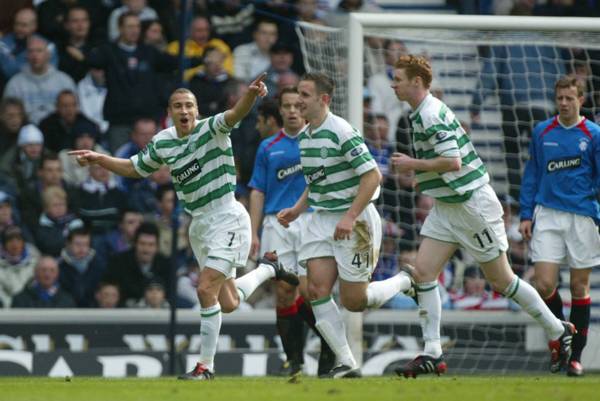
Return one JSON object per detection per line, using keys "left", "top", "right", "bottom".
{"left": 2, "top": 375, "right": 599, "bottom": 401}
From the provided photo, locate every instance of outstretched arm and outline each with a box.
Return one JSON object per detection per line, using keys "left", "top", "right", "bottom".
{"left": 68, "top": 150, "right": 142, "bottom": 178}
{"left": 224, "top": 72, "right": 268, "bottom": 127}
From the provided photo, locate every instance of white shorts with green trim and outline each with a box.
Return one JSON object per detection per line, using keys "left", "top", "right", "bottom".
{"left": 298, "top": 203, "right": 382, "bottom": 282}
{"left": 421, "top": 184, "right": 508, "bottom": 263}
{"left": 188, "top": 200, "right": 251, "bottom": 279}
{"left": 260, "top": 213, "right": 308, "bottom": 276}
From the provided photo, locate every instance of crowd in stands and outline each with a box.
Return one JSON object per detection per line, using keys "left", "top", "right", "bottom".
{"left": 0, "top": 0, "right": 598, "bottom": 310}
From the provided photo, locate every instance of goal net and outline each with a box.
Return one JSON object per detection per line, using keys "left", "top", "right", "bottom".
{"left": 295, "top": 14, "right": 600, "bottom": 374}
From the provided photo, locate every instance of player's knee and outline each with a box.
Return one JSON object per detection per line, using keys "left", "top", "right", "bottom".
{"left": 570, "top": 281, "right": 589, "bottom": 299}
{"left": 197, "top": 283, "right": 218, "bottom": 305}
{"left": 220, "top": 303, "right": 238, "bottom": 313}
{"left": 533, "top": 277, "right": 556, "bottom": 298}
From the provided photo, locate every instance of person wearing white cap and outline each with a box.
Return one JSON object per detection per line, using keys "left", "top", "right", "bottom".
{"left": 0, "top": 124, "right": 48, "bottom": 194}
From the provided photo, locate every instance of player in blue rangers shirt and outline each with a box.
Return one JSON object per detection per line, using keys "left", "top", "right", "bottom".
{"left": 520, "top": 75, "right": 600, "bottom": 377}
{"left": 249, "top": 89, "right": 335, "bottom": 377}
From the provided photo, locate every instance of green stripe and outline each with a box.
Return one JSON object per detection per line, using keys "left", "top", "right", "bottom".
{"left": 417, "top": 177, "right": 446, "bottom": 192}
{"left": 349, "top": 153, "right": 374, "bottom": 169}
{"left": 136, "top": 156, "right": 156, "bottom": 174}
{"left": 155, "top": 139, "right": 184, "bottom": 149}
{"left": 414, "top": 119, "right": 460, "bottom": 142}
{"left": 461, "top": 150, "right": 479, "bottom": 165}
{"left": 439, "top": 104, "right": 448, "bottom": 121}
{"left": 208, "top": 115, "right": 215, "bottom": 135}
{"left": 436, "top": 191, "right": 473, "bottom": 203}
{"left": 201, "top": 309, "right": 221, "bottom": 318}
{"left": 436, "top": 135, "right": 457, "bottom": 145}
{"left": 171, "top": 147, "right": 233, "bottom": 177}
{"left": 301, "top": 147, "right": 341, "bottom": 158}
{"left": 416, "top": 284, "right": 438, "bottom": 292}
{"left": 310, "top": 129, "right": 340, "bottom": 144}
{"left": 147, "top": 142, "right": 162, "bottom": 164}
{"left": 185, "top": 182, "right": 235, "bottom": 210}
{"left": 310, "top": 175, "right": 360, "bottom": 194}
{"left": 310, "top": 295, "right": 332, "bottom": 306}
{"left": 415, "top": 134, "right": 471, "bottom": 160}
{"left": 507, "top": 278, "right": 520, "bottom": 299}
{"left": 340, "top": 136, "right": 364, "bottom": 154}
{"left": 181, "top": 164, "right": 237, "bottom": 194}
{"left": 237, "top": 287, "right": 247, "bottom": 302}
{"left": 445, "top": 164, "right": 487, "bottom": 191}
{"left": 308, "top": 196, "right": 354, "bottom": 209}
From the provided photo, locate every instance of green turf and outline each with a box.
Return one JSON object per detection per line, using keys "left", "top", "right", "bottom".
{"left": 2, "top": 376, "right": 599, "bottom": 401}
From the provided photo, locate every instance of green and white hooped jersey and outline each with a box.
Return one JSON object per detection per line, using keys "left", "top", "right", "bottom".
{"left": 298, "top": 112, "right": 379, "bottom": 212}
{"left": 130, "top": 113, "right": 236, "bottom": 215}
{"left": 411, "top": 94, "right": 489, "bottom": 203}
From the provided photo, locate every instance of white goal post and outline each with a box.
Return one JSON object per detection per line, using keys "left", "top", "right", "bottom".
{"left": 347, "top": 13, "right": 600, "bottom": 132}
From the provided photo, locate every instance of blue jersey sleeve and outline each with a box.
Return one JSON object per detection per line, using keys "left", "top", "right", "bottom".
{"left": 594, "top": 130, "right": 600, "bottom": 191}
{"left": 248, "top": 141, "right": 268, "bottom": 193}
{"left": 520, "top": 127, "right": 541, "bottom": 221}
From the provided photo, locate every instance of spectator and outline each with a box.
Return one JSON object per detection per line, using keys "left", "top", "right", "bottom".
{"left": 176, "top": 257, "right": 200, "bottom": 309}
{"left": 77, "top": 68, "right": 108, "bottom": 134}
{"left": 136, "top": 278, "right": 169, "bottom": 309}
{"left": 114, "top": 117, "right": 157, "bottom": 191}
{"left": 379, "top": 169, "right": 417, "bottom": 252}
{"left": 0, "top": 191, "right": 32, "bottom": 241}
{"left": 450, "top": 265, "right": 509, "bottom": 310}
{"left": 59, "top": 125, "right": 110, "bottom": 187}
{"left": 166, "top": 15, "right": 233, "bottom": 82}
{"left": 77, "top": 164, "right": 126, "bottom": 236}
{"left": 87, "top": 12, "right": 196, "bottom": 152}
{"left": 146, "top": 185, "right": 189, "bottom": 260}
{"left": 58, "top": 226, "right": 107, "bottom": 307}
{"left": 208, "top": 0, "right": 256, "bottom": 49}
{"left": 12, "top": 255, "right": 76, "bottom": 308}
{"left": 107, "top": 0, "right": 158, "bottom": 41}
{"left": 19, "top": 152, "right": 77, "bottom": 231}
{"left": 39, "top": 90, "right": 99, "bottom": 153}
{"left": 94, "top": 281, "right": 120, "bottom": 308}
{"left": 264, "top": 42, "right": 296, "bottom": 98}
{"left": 3, "top": 36, "right": 77, "bottom": 125}
{"left": 34, "top": 186, "right": 82, "bottom": 257}
{"left": 142, "top": 19, "right": 167, "bottom": 52}
{"left": 0, "top": 97, "right": 28, "bottom": 157}
{"left": 99, "top": 208, "right": 144, "bottom": 259}
{"left": 0, "top": 124, "right": 47, "bottom": 196}
{"left": 127, "top": 165, "right": 172, "bottom": 214}
{"left": 367, "top": 39, "right": 409, "bottom": 142}
{"left": 0, "top": 8, "right": 59, "bottom": 81}
{"left": 277, "top": 71, "right": 300, "bottom": 95}
{"left": 364, "top": 113, "right": 394, "bottom": 177}
{"left": 103, "top": 222, "right": 170, "bottom": 306}
{"left": 189, "top": 47, "right": 233, "bottom": 118}
{"left": 0, "top": 225, "right": 40, "bottom": 308}
{"left": 233, "top": 20, "right": 278, "bottom": 83}
{"left": 56, "top": 6, "right": 94, "bottom": 83}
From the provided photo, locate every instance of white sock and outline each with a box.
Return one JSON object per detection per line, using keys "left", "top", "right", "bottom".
{"left": 235, "top": 263, "right": 275, "bottom": 301}
{"left": 503, "top": 276, "right": 564, "bottom": 339}
{"left": 366, "top": 272, "right": 412, "bottom": 309}
{"left": 416, "top": 281, "right": 443, "bottom": 358}
{"left": 199, "top": 303, "right": 222, "bottom": 371}
{"left": 311, "top": 295, "right": 357, "bottom": 368}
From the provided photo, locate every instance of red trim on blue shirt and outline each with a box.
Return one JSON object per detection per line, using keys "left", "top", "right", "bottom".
{"left": 265, "top": 130, "right": 286, "bottom": 151}
{"left": 577, "top": 117, "right": 592, "bottom": 140}
{"left": 540, "top": 116, "right": 559, "bottom": 138}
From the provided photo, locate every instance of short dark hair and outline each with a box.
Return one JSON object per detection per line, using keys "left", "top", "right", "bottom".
{"left": 155, "top": 184, "right": 175, "bottom": 201}
{"left": 67, "top": 226, "right": 90, "bottom": 242}
{"left": 0, "top": 97, "right": 26, "bottom": 119}
{"left": 119, "top": 207, "right": 142, "bottom": 222}
{"left": 257, "top": 99, "right": 283, "bottom": 127}
{"left": 134, "top": 221, "right": 159, "bottom": 243}
{"left": 66, "top": 5, "right": 89, "bottom": 21}
{"left": 555, "top": 75, "right": 585, "bottom": 98}
{"left": 40, "top": 151, "right": 60, "bottom": 169}
{"left": 118, "top": 11, "right": 139, "bottom": 28}
{"left": 300, "top": 72, "right": 334, "bottom": 96}
{"left": 56, "top": 89, "right": 77, "bottom": 105}
{"left": 278, "top": 86, "right": 298, "bottom": 106}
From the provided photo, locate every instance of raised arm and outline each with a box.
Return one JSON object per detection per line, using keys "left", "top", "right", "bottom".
{"left": 224, "top": 72, "right": 268, "bottom": 127}
{"left": 68, "top": 150, "right": 142, "bottom": 178}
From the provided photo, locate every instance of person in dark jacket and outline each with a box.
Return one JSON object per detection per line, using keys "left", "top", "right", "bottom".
{"left": 12, "top": 255, "right": 76, "bottom": 308}
{"left": 103, "top": 222, "right": 170, "bottom": 306}
{"left": 58, "top": 226, "right": 107, "bottom": 307}
{"left": 39, "top": 90, "right": 99, "bottom": 153}
{"left": 86, "top": 12, "right": 201, "bottom": 152}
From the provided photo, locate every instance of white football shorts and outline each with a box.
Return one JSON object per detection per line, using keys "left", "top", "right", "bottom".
{"left": 260, "top": 213, "right": 308, "bottom": 276}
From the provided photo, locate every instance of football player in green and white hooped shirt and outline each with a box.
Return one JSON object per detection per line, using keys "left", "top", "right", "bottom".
{"left": 277, "top": 72, "right": 414, "bottom": 379}
{"left": 390, "top": 55, "right": 574, "bottom": 378}
{"left": 68, "top": 73, "right": 299, "bottom": 381}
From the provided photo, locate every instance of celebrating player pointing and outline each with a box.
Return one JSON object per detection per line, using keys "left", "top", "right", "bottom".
{"left": 69, "top": 73, "right": 299, "bottom": 381}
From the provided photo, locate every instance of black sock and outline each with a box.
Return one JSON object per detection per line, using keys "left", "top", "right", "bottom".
{"left": 569, "top": 297, "right": 591, "bottom": 362}
{"left": 544, "top": 288, "right": 565, "bottom": 321}
{"left": 276, "top": 304, "right": 299, "bottom": 365}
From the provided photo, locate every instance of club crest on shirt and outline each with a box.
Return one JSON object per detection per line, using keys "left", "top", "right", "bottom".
{"left": 579, "top": 138, "right": 589, "bottom": 152}
{"left": 320, "top": 147, "right": 328, "bottom": 159}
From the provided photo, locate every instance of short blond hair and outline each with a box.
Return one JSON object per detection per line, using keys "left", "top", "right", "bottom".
{"left": 42, "top": 186, "right": 67, "bottom": 208}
